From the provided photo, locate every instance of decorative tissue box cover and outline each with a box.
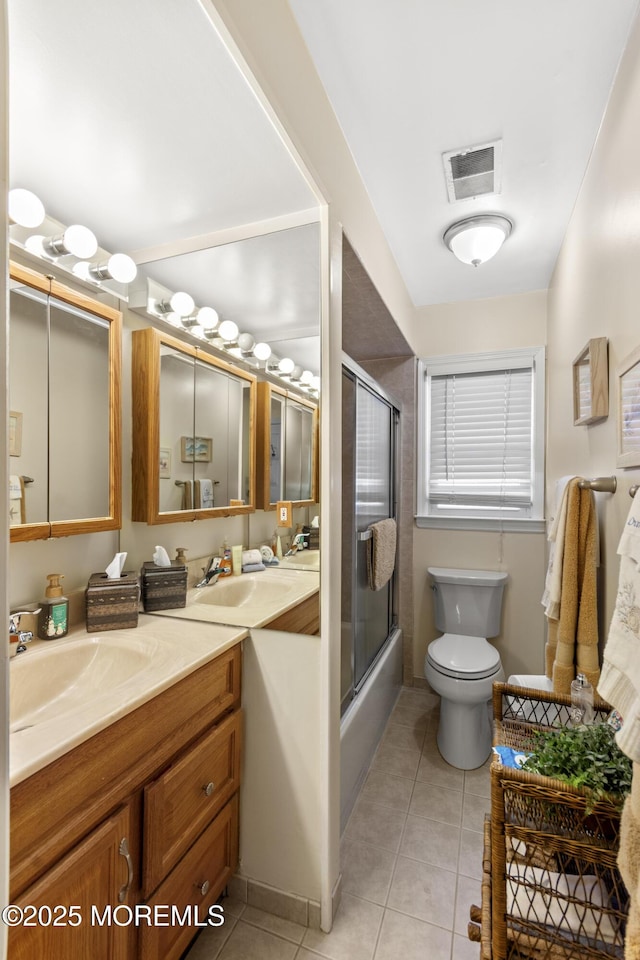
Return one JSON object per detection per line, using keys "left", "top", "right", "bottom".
{"left": 86, "top": 571, "right": 140, "bottom": 632}
{"left": 141, "top": 561, "right": 188, "bottom": 611}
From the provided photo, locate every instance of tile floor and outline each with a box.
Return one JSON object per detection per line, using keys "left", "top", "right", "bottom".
{"left": 185, "top": 686, "right": 488, "bottom": 960}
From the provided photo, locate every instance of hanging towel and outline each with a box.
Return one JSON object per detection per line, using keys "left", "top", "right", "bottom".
{"left": 195, "top": 478, "right": 214, "bottom": 509}
{"left": 181, "top": 480, "right": 193, "bottom": 510}
{"left": 618, "top": 764, "right": 640, "bottom": 959}
{"left": 598, "top": 491, "right": 640, "bottom": 763}
{"left": 545, "top": 478, "right": 599, "bottom": 695}
{"left": 541, "top": 475, "right": 576, "bottom": 621}
{"left": 9, "top": 475, "right": 25, "bottom": 525}
{"left": 366, "top": 518, "right": 396, "bottom": 591}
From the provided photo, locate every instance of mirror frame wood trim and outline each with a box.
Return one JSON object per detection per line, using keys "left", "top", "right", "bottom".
{"left": 131, "top": 326, "right": 257, "bottom": 524}
{"left": 9, "top": 262, "right": 122, "bottom": 542}
{"left": 256, "top": 379, "right": 319, "bottom": 510}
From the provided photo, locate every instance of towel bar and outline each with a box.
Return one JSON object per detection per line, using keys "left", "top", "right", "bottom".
{"left": 631, "top": 484, "right": 639, "bottom": 498}
{"left": 21, "top": 476, "right": 34, "bottom": 484}
{"left": 357, "top": 530, "right": 372, "bottom": 541}
{"left": 577, "top": 476, "right": 617, "bottom": 493}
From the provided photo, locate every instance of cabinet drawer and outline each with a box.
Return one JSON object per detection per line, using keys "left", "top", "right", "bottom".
{"left": 143, "top": 709, "right": 242, "bottom": 896}
{"left": 140, "top": 794, "right": 239, "bottom": 960}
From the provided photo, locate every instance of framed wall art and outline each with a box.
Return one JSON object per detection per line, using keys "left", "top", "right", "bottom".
{"left": 617, "top": 343, "right": 640, "bottom": 467}
{"left": 572, "top": 337, "right": 608, "bottom": 426}
{"left": 159, "top": 447, "right": 172, "bottom": 479}
{"left": 180, "top": 436, "right": 212, "bottom": 463}
{"left": 9, "top": 410, "right": 23, "bottom": 457}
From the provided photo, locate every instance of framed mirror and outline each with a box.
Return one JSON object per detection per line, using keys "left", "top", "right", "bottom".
{"left": 9, "top": 262, "right": 122, "bottom": 542}
{"left": 256, "top": 381, "right": 318, "bottom": 509}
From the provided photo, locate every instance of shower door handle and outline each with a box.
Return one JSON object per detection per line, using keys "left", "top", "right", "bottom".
{"left": 356, "top": 530, "right": 372, "bottom": 541}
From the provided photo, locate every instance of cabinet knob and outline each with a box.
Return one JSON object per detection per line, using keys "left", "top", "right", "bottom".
{"left": 203, "top": 781, "right": 215, "bottom": 797}
{"left": 198, "top": 880, "right": 210, "bottom": 897}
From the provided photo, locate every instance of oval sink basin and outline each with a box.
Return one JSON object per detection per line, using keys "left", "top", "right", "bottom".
{"left": 10, "top": 634, "right": 156, "bottom": 734}
{"left": 192, "top": 571, "right": 303, "bottom": 608}
{"left": 279, "top": 551, "right": 320, "bottom": 571}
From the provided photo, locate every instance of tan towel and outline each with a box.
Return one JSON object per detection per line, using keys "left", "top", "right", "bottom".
{"left": 366, "top": 518, "right": 396, "bottom": 591}
{"left": 619, "top": 765, "right": 640, "bottom": 959}
{"left": 546, "top": 478, "right": 599, "bottom": 694}
{"left": 181, "top": 480, "right": 192, "bottom": 510}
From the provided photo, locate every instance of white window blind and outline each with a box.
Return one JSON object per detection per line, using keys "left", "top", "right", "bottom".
{"left": 417, "top": 347, "right": 545, "bottom": 529}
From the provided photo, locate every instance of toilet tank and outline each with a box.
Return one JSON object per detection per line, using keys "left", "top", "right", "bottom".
{"left": 428, "top": 567, "right": 508, "bottom": 638}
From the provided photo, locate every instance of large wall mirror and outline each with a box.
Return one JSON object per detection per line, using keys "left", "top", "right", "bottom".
{"left": 9, "top": 262, "right": 122, "bottom": 542}
{"left": 132, "top": 328, "right": 256, "bottom": 524}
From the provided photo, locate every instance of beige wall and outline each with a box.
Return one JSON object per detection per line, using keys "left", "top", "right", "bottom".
{"left": 547, "top": 11, "right": 640, "bottom": 643}
{"left": 409, "top": 290, "right": 548, "bottom": 680}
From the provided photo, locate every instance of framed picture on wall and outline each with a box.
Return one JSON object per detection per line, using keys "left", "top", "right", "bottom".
{"left": 9, "top": 410, "right": 22, "bottom": 457}
{"left": 159, "top": 447, "right": 172, "bottom": 479}
{"left": 572, "top": 337, "right": 608, "bottom": 425}
{"left": 617, "top": 344, "right": 640, "bottom": 467}
{"left": 180, "top": 436, "right": 212, "bottom": 463}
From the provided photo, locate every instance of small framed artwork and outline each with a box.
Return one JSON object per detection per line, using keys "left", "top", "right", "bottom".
{"left": 572, "top": 337, "right": 608, "bottom": 425}
{"left": 617, "top": 343, "right": 640, "bottom": 467}
{"left": 159, "top": 447, "right": 172, "bottom": 479}
{"left": 9, "top": 411, "right": 23, "bottom": 457}
{"left": 180, "top": 436, "right": 212, "bottom": 463}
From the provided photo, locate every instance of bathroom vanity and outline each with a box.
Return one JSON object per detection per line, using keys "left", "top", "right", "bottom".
{"left": 8, "top": 618, "right": 245, "bottom": 960}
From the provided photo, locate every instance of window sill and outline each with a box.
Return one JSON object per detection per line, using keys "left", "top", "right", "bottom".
{"left": 415, "top": 515, "right": 546, "bottom": 533}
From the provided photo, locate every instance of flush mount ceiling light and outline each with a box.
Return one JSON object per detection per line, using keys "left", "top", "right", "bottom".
{"left": 443, "top": 214, "right": 512, "bottom": 267}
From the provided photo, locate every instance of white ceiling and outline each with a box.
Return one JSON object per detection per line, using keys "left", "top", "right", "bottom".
{"left": 289, "top": 0, "right": 639, "bottom": 306}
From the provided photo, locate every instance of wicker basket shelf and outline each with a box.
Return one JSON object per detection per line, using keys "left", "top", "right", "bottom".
{"left": 471, "top": 682, "right": 629, "bottom": 960}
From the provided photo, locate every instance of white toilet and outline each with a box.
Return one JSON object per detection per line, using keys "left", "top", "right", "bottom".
{"left": 424, "top": 567, "right": 508, "bottom": 770}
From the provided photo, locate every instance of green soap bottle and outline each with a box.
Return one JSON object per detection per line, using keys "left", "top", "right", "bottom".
{"left": 37, "top": 573, "right": 69, "bottom": 640}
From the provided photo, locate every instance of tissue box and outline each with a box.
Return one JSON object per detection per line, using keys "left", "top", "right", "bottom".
{"left": 308, "top": 528, "right": 319, "bottom": 550}
{"left": 86, "top": 572, "right": 140, "bottom": 632}
{"left": 141, "top": 561, "right": 188, "bottom": 611}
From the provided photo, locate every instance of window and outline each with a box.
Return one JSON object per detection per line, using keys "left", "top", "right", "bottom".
{"left": 417, "top": 347, "right": 545, "bottom": 531}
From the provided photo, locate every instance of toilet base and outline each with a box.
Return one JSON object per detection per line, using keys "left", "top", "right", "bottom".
{"left": 436, "top": 694, "right": 494, "bottom": 770}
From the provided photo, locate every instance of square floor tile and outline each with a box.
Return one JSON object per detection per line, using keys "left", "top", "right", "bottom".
{"left": 463, "top": 761, "right": 492, "bottom": 798}
{"left": 371, "top": 744, "right": 420, "bottom": 780}
{"left": 379, "top": 721, "right": 426, "bottom": 755}
{"left": 345, "top": 799, "right": 407, "bottom": 852}
{"left": 387, "top": 855, "right": 456, "bottom": 928}
{"left": 453, "top": 932, "right": 481, "bottom": 960}
{"left": 409, "top": 780, "right": 463, "bottom": 826}
{"left": 374, "top": 908, "right": 452, "bottom": 960}
{"left": 461, "top": 794, "right": 491, "bottom": 833}
{"left": 340, "top": 838, "right": 397, "bottom": 905}
{"left": 360, "top": 770, "right": 414, "bottom": 812}
{"left": 400, "top": 815, "right": 460, "bottom": 872}
{"left": 454, "top": 875, "right": 482, "bottom": 937}
{"left": 417, "top": 745, "right": 465, "bottom": 791}
{"left": 217, "top": 920, "right": 298, "bottom": 959}
{"left": 389, "top": 703, "right": 430, "bottom": 732}
{"left": 458, "top": 830, "right": 484, "bottom": 881}
{"left": 301, "top": 893, "right": 383, "bottom": 960}
{"left": 183, "top": 915, "right": 237, "bottom": 960}
{"left": 241, "top": 905, "right": 306, "bottom": 943}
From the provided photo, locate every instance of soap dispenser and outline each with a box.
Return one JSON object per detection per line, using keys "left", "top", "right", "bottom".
{"left": 37, "top": 574, "right": 69, "bottom": 640}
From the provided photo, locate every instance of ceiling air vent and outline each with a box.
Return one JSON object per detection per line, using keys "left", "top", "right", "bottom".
{"left": 443, "top": 140, "right": 502, "bottom": 203}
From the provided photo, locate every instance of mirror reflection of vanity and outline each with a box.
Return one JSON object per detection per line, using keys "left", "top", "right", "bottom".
{"left": 256, "top": 381, "right": 318, "bottom": 509}
{"left": 131, "top": 327, "right": 256, "bottom": 523}
{"left": 9, "top": 262, "right": 122, "bottom": 542}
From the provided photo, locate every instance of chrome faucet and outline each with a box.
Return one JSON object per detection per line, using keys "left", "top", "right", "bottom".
{"left": 195, "top": 557, "right": 221, "bottom": 588}
{"left": 9, "top": 612, "right": 34, "bottom": 656}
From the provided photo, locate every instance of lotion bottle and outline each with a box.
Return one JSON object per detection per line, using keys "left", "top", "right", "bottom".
{"left": 37, "top": 574, "right": 69, "bottom": 640}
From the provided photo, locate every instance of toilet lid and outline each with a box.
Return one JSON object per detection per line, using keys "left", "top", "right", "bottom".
{"left": 427, "top": 633, "right": 502, "bottom": 680}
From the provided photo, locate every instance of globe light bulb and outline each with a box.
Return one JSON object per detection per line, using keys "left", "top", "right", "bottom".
{"left": 62, "top": 224, "right": 98, "bottom": 258}
{"left": 106, "top": 253, "right": 137, "bottom": 284}
{"left": 237, "top": 333, "right": 255, "bottom": 353}
{"left": 218, "top": 319, "right": 239, "bottom": 342}
{"left": 253, "top": 342, "right": 272, "bottom": 361}
{"left": 278, "top": 357, "right": 295, "bottom": 375}
{"left": 300, "top": 370, "right": 314, "bottom": 384}
{"left": 72, "top": 261, "right": 93, "bottom": 281}
{"left": 169, "top": 291, "right": 195, "bottom": 317}
{"left": 9, "top": 188, "right": 45, "bottom": 228}
{"left": 196, "top": 306, "right": 219, "bottom": 329}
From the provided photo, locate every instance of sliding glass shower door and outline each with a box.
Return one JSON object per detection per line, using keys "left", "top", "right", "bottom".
{"left": 341, "top": 363, "right": 398, "bottom": 714}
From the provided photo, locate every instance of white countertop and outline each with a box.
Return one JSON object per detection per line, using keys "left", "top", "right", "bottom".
{"left": 10, "top": 615, "right": 247, "bottom": 787}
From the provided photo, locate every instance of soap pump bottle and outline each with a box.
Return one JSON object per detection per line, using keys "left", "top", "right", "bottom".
{"left": 37, "top": 574, "right": 69, "bottom": 640}
{"left": 570, "top": 673, "right": 594, "bottom": 726}
{"left": 218, "top": 538, "right": 233, "bottom": 577}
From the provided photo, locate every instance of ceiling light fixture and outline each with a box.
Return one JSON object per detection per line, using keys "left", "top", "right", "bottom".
{"left": 253, "top": 342, "right": 271, "bottom": 362}
{"left": 8, "top": 188, "right": 45, "bottom": 228}
{"left": 443, "top": 214, "right": 512, "bottom": 267}
{"left": 73, "top": 252, "right": 138, "bottom": 284}
{"left": 157, "top": 291, "right": 195, "bottom": 318}
{"left": 218, "top": 319, "right": 239, "bottom": 343}
{"left": 42, "top": 224, "right": 99, "bottom": 259}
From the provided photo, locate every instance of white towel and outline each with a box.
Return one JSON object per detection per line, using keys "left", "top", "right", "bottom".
{"left": 242, "top": 548, "right": 262, "bottom": 566}
{"left": 9, "top": 475, "right": 22, "bottom": 499}
{"left": 541, "top": 475, "right": 575, "bottom": 619}
{"left": 9, "top": 475, "right": 25, "bottom": 525}
{"left": 197, "top": 478, "right": 214, "bottom": 509}
{"left": 598, "top": 493, "right": 640, "bottom": 762}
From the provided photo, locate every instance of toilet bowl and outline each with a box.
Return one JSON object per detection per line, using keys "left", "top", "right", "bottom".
{"left": 425, "top": 567, "right": 508, "bottom": 770}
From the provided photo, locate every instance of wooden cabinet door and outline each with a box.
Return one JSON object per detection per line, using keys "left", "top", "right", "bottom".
{"left": 9, "top": 805, "right": 136, "bottom": 960}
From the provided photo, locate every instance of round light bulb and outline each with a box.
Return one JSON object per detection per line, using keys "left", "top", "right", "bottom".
{"left": 107, "top": 253, "right": 137, "bottom": 284}
{"left": 24, "top": 234, "right": 47, "bottom": 257}
{"left": 237, "top": 333, "right": 255, "bottom": 353}
{"left": 253, "top": 342, "right": 272, "bottom": 361}
{"left": 290, "top": 365, "right": 304, "bottom": 381}
{"left": 63, "top": 224, "right": 98, "bottom": 258}
{"left": 9, "top": 188, "right": 45, "bottom": 228}
{"left": 278, "top": 357, "right": 295, "bottom": 375}
{"left": 218, "top": 319, "right": 239, "bottom": 342}
{"left": 300, "top": 369, "right": 314, "bottom": 384}
{"left": 169, "top": 291, "right": 195, "bottom": 317}
{"left": 196, "top": 306, "right": 219, "bottom": 329}
{"left": 72, "top": 261, "right": 93, "bottom": 281}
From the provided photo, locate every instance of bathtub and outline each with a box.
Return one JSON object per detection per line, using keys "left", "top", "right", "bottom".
{"left": 339, "top": 627, "right": 403, "bottom": 832}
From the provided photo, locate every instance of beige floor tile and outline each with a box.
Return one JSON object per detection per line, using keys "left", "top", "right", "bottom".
{"left": 461, "top": 793, "right": 491, "bottom": 833}
{"left": 301, "top": 893, "right": 383, "bottom": 960}
{"left": 387, "top": 855, "right": 456, "bottom": 928}
{"left": 345, "top": 798, "right": 407, "bottom": 852}
{"left": 184, "top": 915, "right": 237, "bottom": 960}
{"left": 400, "top": 815, "right": 460, "bottom": 872}
{"left": 389, "top": 703, "right": 430, "bottom": 732}
{"left": 454, "top": 875, "right": 482, "bottom": 937}
{"left": 221, "top": 897, "right": 246, "bottom": 919}
{"left": 218, "top": 920, "right": 298, "bottom": 959}
{"left": 409, "top": 780, "right": 463, "bottom": 826}
{"left": 397, "top": 687, "right": 439, "bottom": 711}
{"left": 360, "top": 769, "right": 414, "bottom": 812}
{"left": 452, "top": 933, "right": 481, "bottom": 960}
{"left": 241, "top": 905, "right": 306, "bottom": 943}
{"left": 458, "top": 829, "right": 484, "bottom": 881}
{"left": 340, "top": 838, "right": 397, "bottom": 905}
{"left": 416, "top": 746, "right": 465, "bottom": 791}
{"left": 371, "top": 744, "right": 420, "bottom": 780}
{"left": 463, "top": 761, "right": 492, "bottom": 798}
{"left": 379, "top": 721, "right": 425, "bottom": 755}
{"left": 374, "top": 908, "right": 452, "bottom": 960}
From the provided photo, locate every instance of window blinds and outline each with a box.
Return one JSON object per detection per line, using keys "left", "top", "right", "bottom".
{"left": 428, "top": 366, "right": 533, "bottom": 512}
